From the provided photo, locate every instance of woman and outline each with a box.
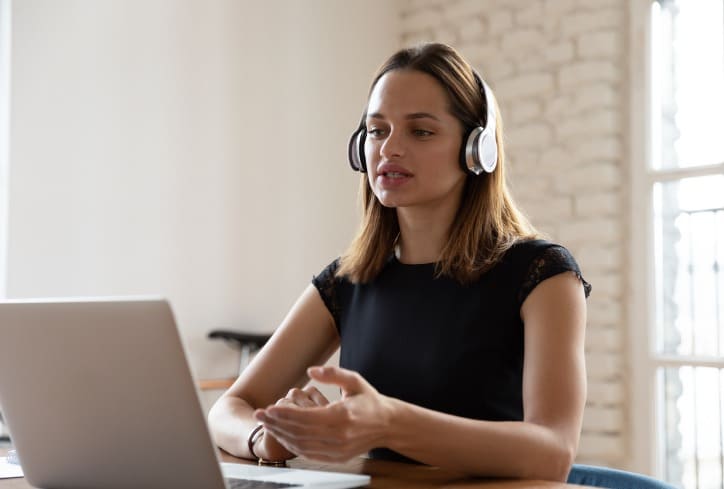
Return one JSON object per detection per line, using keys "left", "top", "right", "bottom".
{"left": 208, "top": 42, "right": 591, "bottom": 482}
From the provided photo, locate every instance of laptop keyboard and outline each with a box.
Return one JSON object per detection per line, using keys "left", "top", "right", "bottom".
{"left": 226, "top": 478, "right": 301, "bottom": 489}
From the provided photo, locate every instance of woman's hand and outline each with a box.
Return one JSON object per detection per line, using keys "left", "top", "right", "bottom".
{"left": 256, "top": 385, "right": 331, "bottom": 461}
{"left": 276, "top": 385, "right": 331, "bottom": 409}
{"left": 254, "top": 366, "right": 394, "bottom": 462}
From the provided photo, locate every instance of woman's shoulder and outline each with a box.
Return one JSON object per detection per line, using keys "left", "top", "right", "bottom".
{"left": 311, "top": 258, "right": 347, "bottom": 293}
{"left": 506, "top": 238, "right": 560, "bottom": 257}
{"left": 505, "top": 238, "right": 592, "bottom": 304}
{"left": 311, "top": 258, "right": 350, "bottom": 331}
{"left": 505, "top": 238, "right": 575, "bottom": 265}
{"left": 314, "top": 257, "right": 341, "bottom": 278}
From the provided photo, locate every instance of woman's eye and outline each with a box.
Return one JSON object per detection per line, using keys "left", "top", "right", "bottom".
{"left": 367, "top": 128, "right": 387, "bottom": 138}
{"left": 413, "top": 129, "right": 433, "bottom": 137}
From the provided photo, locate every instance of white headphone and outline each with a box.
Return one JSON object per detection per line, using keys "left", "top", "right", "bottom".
{"left": 463, "top": 73, "right": 498, "bottom": 175}
{"left": 348, "top": 70, "right": 498, "bottom": 176}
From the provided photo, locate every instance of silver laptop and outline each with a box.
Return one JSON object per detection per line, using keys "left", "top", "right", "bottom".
{"left": 0, "top": 297, "right": 369, "bottom": 489}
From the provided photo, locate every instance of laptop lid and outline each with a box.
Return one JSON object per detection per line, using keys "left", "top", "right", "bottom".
{"left": 0, "top": 297, "right": 229, "bottom": 489}
{"left": 0, "top": 298, "right": 369, "bottom": 489}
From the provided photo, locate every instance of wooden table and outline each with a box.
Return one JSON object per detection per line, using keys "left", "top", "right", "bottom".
{"left": 1, "top": 447, "right": 585, "bottom": 488}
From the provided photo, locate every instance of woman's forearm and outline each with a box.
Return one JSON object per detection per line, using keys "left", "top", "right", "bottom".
{"left": 383, "top": 398, "right": 576, "bottom": 481}
{"left": 207, "top": 395, "right": 293, "bottom": 461}
{"left": 208, "top": 395, "right": 258, "bottom": 458}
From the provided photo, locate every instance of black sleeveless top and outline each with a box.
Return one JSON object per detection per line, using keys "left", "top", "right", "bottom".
{"left": 312, "top": 239, "right": 591, "bottom": 462}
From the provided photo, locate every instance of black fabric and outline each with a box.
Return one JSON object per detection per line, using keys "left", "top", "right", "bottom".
{"left": 311, "top": 239, "right": 591, "bottom": 463}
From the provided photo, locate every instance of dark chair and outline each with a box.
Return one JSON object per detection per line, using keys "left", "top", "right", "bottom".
{"left": 567, "top": 464, "right": 675, "bottom": 489}
{"left": 198, "top": 330, "right": 271, "bottom": 391}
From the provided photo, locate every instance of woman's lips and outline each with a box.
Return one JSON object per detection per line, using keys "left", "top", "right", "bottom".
{"left": 377, "top": 172, "right": 412, "bottom": 189}
{"left": 375, "top": 163, "right": 413, "bottom": 189}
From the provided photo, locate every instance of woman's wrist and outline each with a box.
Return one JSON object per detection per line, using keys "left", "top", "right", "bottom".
{"left": 377, "top": 395, "right": 403, "bottom": 449}
{"left": 247, "top": 424, "right": 265, "bottom": 459}
{"left": 256, "top": 428, "right": 295, "bottom": 461}
{"left": 379, "top": 396, "right": 413, "bottom": 454}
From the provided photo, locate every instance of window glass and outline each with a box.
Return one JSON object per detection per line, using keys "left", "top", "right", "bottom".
{"left": 658, "top": 366, "right": 724, "bottom": 489}
{"left": 651, "top": 0, "right": 724, "bottom": 169}
{"left": 653, "top": 175, "right": 724, "bottom": 357}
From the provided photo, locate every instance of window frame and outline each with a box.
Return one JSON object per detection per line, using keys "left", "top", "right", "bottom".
{"left": 629, "top": 0, "right": 724, "bottom": 479}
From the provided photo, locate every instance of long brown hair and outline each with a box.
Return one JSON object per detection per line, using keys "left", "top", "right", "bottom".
{"left": 337, "top": 43, "right": 537, "bottom": 284}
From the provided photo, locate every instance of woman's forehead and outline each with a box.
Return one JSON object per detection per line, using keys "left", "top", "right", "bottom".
{"left": 366, "top": 70, "right": 451, "bottom": 118}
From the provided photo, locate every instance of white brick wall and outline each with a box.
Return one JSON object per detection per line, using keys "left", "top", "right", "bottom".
{"left": 400, "top": 0, "right": 629, "bottom": 467}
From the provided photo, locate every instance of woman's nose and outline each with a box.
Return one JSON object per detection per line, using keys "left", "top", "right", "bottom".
{"left": 379, "top": 130, "right": 405, "bottom": 159}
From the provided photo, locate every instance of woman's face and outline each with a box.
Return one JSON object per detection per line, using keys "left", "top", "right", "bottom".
{"left": 365, "top": 69, "right": 466, "bottom": 210}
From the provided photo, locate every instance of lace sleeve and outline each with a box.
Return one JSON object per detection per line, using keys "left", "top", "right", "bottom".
{"left": 311, "top": 259, "right": 341, "bottom": 329}
{"left": 518, "top": 245, "right": 592, "bottom": 306}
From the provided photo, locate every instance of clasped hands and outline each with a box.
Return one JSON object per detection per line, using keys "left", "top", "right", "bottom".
{"left": 253, "top": 366, "right": 393, "bottom": 463}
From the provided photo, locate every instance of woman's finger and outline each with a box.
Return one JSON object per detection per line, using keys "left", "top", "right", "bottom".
{"left": 258, "top": 408, "right": 348, "bottom": 447}
{"left": 264, "top": 402, "right": 346, "bottom": 427}
{"left": 263, "top": 425, "right": 350, "bottom": 459}
{"left": 284, "top": 387, "right": 316, "bottom": 408}
{"left": 303, "top": 386, "right": 330, "bottom": 406}
{"left": 264, "top": 429, "right": 360, "bottom": 461}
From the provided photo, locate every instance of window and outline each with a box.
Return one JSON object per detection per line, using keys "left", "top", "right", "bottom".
{"left": 632, "top": 1, "right": 724, "bottom": 488}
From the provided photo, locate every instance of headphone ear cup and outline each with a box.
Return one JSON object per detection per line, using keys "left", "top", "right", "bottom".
{"left": 459, "top": 127, "right": 476, "bottom": 174}
{"left": 478, "top": 127, "right": 498, "bottom": 173}
{"left": 460, "top": 126, "right": 497, "bottom": 175}
{"left": 461, "top": 126, "right": 484, "bottom": 175}
{"left": 347, "top": 127, "right": 367, "bottom": 172}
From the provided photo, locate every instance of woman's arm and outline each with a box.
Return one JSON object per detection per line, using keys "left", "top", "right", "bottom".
{"left": 207, "top": 283, "right": 339, "bottom": 460}
{"left": 256, "top": 272, "right": 586, "bottom": 481}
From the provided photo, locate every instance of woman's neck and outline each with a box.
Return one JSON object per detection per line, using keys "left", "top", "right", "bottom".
{"left": 395, "top": 198, "right": 460, "bottom": 264}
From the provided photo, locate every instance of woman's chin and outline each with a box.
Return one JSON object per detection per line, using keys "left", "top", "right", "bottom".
{"left": 374, "top": 189, "right": 408, "bottom": 208}
{"left": 379, "top": 200, "right": 400, "bottom": 209}
{"left": 377, "top": 197, "right": 405, "bottom": 209}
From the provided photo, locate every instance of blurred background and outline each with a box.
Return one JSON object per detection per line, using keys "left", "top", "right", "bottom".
{"left": 0, "top": 1, "right": 722, "bottom": 488}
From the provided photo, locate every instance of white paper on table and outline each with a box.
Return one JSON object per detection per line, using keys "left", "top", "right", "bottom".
{"left": 0, "top": 457, "right": 23, "bottom": 479}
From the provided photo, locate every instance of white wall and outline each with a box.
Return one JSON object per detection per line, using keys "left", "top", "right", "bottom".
{"left": 6, "top": 0, "right": 399, "bottom": 385}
